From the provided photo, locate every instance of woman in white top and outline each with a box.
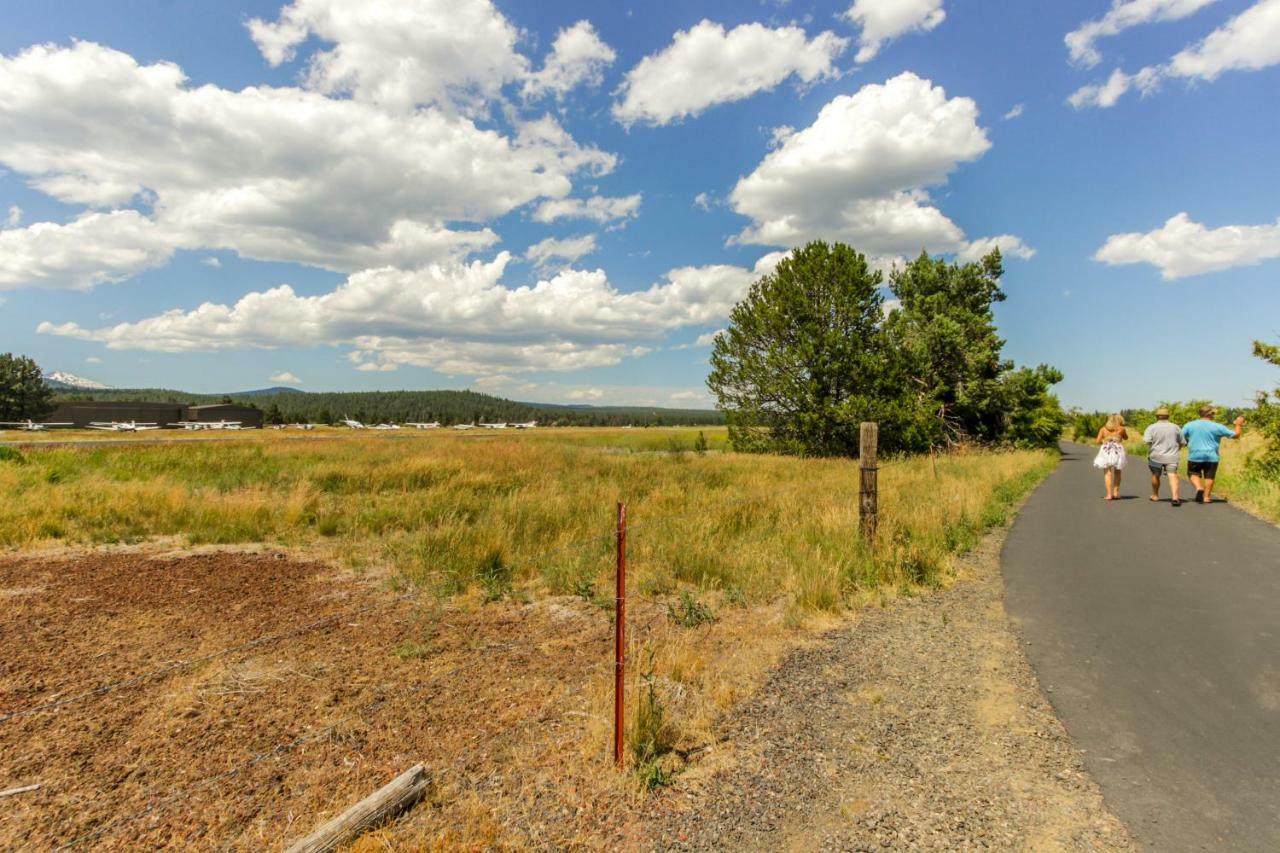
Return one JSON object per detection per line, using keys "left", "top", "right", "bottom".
{"left": 1093, "top": 413, "right": 1128, "bottom": 500}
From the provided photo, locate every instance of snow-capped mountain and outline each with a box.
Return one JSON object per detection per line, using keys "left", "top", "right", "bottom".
{"left": 43, "top": 371, "right": 112, "bottom": 390}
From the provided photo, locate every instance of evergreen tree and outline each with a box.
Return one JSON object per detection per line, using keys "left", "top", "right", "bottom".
{"left": 0, "top": 353, "right": 55, "bottom": 422}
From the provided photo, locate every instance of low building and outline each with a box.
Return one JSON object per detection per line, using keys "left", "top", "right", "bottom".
{"left": 48, "top": 401, "right": 185, "bottom": 428}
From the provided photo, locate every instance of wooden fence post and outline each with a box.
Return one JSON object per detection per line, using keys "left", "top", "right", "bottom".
{"left": 614, "top": 501, "right": 627, "bottom": 766}
{"left": 859, "top": 422, "right": 879, "bottom": 543}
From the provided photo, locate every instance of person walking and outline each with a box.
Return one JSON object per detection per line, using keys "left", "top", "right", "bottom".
{"left": 1093, "top": 413, "right": 1128, "bottom": 500}
{"left": 1182, "top": 405, "right": 1245, "bottom": 503}
{"left": 1143, "top": 407, "right": 1186, "bottom": 506}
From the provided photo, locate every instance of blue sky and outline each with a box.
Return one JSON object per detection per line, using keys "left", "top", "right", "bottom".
{"left": 1, "top": 0, "right": 1277, "bottom": 410}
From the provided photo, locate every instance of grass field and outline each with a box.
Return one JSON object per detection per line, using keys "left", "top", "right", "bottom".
{"left": 1, "top": 427, "right": 1058, "bottom": 841}
{"left": 0, "top": 428, "right": 1053, "bottom": 613}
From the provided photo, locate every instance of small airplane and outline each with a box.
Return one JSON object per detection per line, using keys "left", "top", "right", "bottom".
{"left": 0, "top": 419, "right": 74, "bottom": 431}
{"left": 340, "top": 416, "right": 366, "bottom": 429}
{"left": 169, "top": 419, "right": 244, "bottom": 431}
{"left": 372, "top": 423, "right": 402, "bottom": 430}
{"left": 479, "top": 422, "right": 508, "bottom": 429}
{"left": 407, "top": 422, "right": 440, "bottom": 430}
{"left": 88, "top": 421, "right": 160, "bottom": 432}
{"left": 291, "top": 423, "right": 317, "bottom": 430}
{"left": 452, "top": 423, "right": 475, "bottom": 430}
{"left": 512, "top": 421, "right": 537, "bottom": 429}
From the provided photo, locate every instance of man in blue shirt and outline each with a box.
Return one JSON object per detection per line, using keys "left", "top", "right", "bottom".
{"left": 1182, "top": 405, "right": 1245, "bottom": 503}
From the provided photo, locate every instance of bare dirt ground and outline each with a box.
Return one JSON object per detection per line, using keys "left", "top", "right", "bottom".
{"left": 0, "top": 550, "right": 647, "bottom": 850}
{"left": 626, "top": 529, "right": 1134, "bottom": 851}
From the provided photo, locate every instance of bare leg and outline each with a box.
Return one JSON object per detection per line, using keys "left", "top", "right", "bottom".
{"left": 1203, "top": 477, "right": 1216, "bottom": 502}
{"left": 1103, "top": 469, "right": 1113, "bottom": 499}
{"left": 1113, "top": 469, "right": 1123, "bottom": 499}
{"left": 1150, "top": 472, "right": 1161, "bottom": 501}
{"left": 1189, "top": 470, "right": 1204, "bottom": 496}
{"left": 1169, "top": 472, "right": 1181, "bottom": 503}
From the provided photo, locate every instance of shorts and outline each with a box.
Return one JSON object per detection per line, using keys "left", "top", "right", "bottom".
{"left": 1148, "top": 460, "right": 1178, "bottom": 476}
{"left": 1187, "top": 459, "right": 1219, "bottom": 479}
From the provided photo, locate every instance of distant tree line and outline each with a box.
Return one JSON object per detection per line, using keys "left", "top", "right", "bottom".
{"left": 708, "top": 242, "right": 1067, "bottom": 457}
{"left": 52, "top": 387, "right": 725, "bottom": 428}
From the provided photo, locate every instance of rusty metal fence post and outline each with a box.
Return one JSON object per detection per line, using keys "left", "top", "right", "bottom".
{"left": 859, "top": 423, "right": 879, "bottom": 543}
{"left": 613, "top": 501, "right": 627, "bottom": 766}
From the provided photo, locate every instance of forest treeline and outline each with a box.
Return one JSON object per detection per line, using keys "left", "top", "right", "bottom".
{"left": 51, "top": 387, "right": 726, "bottom": 427}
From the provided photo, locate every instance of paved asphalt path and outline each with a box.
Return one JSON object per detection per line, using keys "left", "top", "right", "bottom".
{"left": 1003, "top": 442, "right": 1280, "bottom": 851}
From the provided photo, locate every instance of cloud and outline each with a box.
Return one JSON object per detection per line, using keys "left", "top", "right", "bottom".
{"left": 0, "top": 41, "right": 610, "bottom": 287}
{"left": 669, "top": 390, "right": 704, "bottom": 402}
{"left": 524, "top": 234, "right": 598, "bottom": 269}
{"left": 1068, "top": 0, "right": 1280, "bottom": 109}
{"left": 956, "top": 234, "right": 1036, "bottom": 263}
{"left": 247, "top": 0, "right": 527, "bottom": 114}
{"left": 0, "top": 211, "right": 178, "bottom": 291}
{"left": 270, "top": 371, "right": 302, "bottom": 384}
{"left": 522, "top": 20, "right": 616, "bottom": 100}
{"left": 532, "top": 193, "right": 642, "bottom": 225}
{"left": 567, "top": 387, "right": 604, "bottom": 401}
{"left": 694, "top": 192, "right": 711, "bottom": 211}
{"left": 85, "top": 356, "right": 102, "bottom": 364}
{"left": 612, "top": 21, "right": 847, "bottom": 126}
{"left": 1094, "top": 212, "right": 1280, "bottom": 278}
{"left": 1065, "top": 0, "right": 1220, "bottom": 68}
{"left": 842, "top": 0, "right": 946, "bottom": 63}
{"left": 201, "top": 257, "right": 222, "bottom": 268}
{"left": 4, "top": 206, "right": 19, "bottom": 227}
{"left": 1002, "top": 103, "right": 1025, "bottom": 120}
{"left": 730, "top": 73, "right": 1021, "bottom": 262}
{"left": 1068, "top": 66, "right": 1162, "bottom": 109}
{"left": 38, "top": 252, "right": 776, "bottom": 377}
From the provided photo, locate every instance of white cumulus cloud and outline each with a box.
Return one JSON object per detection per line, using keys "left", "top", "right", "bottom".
{"left": 843, "top": 0, "right": 946, "bottom": 63}
{"left": 4, "top": 206, "right": 19, "bottom": 227}
{"left": 1002, "top": 103, "right": 1025, "bottom": 120}
{"left": 522, "top": 21, "right": 616, "bottom": 100}
{"left": 0, "top": 41, "right": 612, "bottom": 288}
{"left": 1094, "top": 212, "right": 1280, "bottom": 278}
{"left": 612, "top": 21, "right": 847, "bottom": 127}
{"left": 1068, "top": 0, "right": 1280, "bottom": 108}
{"left": 1065, "top": 0, "right": 1220, "bottom": 68}
{"left": 532, "top": 193, "right": 642, "bottom": 224}
{"left": 730, "top": 72, "right": 1024, "bottom": 264}
{"left": 270, "top": 371, "right": 302, "bottom": 384}
{"left": 247, "top": 0, "right": 527, "bottom": 114}
{"left": 0, "top": 211, "right": 178, "bottom": 291}
{"left": 525, "top": 234, "right": 598, "bottom": 269}
{"left": 956, "top": 235, "right": 1037, "bottom": 263}
{"left": 38, "top": 252, "right": 779, "bottom": 377}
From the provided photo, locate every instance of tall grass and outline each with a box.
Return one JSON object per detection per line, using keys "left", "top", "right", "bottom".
{"left": 0, "top": 430, "right": 1054, "bottom": 612}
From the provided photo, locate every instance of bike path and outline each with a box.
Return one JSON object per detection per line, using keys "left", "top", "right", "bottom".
{"left": 1002, "top": 442, "right": 1280, "bottom": 851}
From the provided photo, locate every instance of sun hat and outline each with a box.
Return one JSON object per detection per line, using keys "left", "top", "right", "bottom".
{"left": 1155, "top": 406, "right": 1170, "bottom": 417}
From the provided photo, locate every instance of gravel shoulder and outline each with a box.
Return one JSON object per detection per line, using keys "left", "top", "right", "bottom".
{"left": 629, "top": 525, "right": 1133, "bottom": 850}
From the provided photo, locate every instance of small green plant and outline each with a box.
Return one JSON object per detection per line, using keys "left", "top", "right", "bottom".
{"left": 667, "top": 590, "right": 716, "bottom": 628}
{"left": 629, "top": 650, "right": 676, "bottom": 789}
{"left": 693, "top": 431, "right": 708, "bottom": 455}
{"left": 393, "top": 639, "right": 433, "bottom": 659}
{"left": 478, "top": 547, "right": 513, "bottom": 602}
{"left": 0, "top": 446, "right": 26, "bottom": 465}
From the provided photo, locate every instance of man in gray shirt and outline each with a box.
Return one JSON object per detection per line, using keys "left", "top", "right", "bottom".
{"left": 1144, "top": 407, "right": 1187, "bottom": 506}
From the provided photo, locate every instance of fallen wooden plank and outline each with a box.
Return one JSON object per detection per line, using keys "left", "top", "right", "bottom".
{"left": 0, "top": 783, "right": 40, "bottom": 798}
{"left": 284, "top": 764, "right": 430, "bottom": 853}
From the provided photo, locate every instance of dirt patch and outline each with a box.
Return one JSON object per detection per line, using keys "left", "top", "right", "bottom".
{"left": 626, "top": 530, "right": 1134, "bottom": 850}
{"left": 0, "top": 551, "right": 644, "bottom": 849}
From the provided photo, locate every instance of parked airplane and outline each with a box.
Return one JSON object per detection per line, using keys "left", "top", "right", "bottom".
{"left": 452, "top": 423, "right": 475, "bottom": 430}
{"left": 372, "top": 423, "right": 402, "bottom": 430}
{"left": 291, "top": 423, "right": 317, "bottom": 430}
{"left": 170, "top": 420, "right": 243, "bottom": 431}
{"left": 479, "top": 422, "right": 508, "bottom": 429}
{"left": 0, "top": 420, "right": 74, "bottom": 431}
{"left": 340, "top": 416, "right": 366, "bottom": 429}
{"left": 88, "top": 421, "right": 160, "bottom": 432}
{"left": 407, "top": 422, "right": 440, "bottom": 430}
{"left": 512, "top": 421, "right": 537, "bottom": 429}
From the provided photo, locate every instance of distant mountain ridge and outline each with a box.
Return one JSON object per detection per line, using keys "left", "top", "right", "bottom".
{"left": 43, "top": 371, "right": 112, "bottom": 390}
{"left": 49, "top": 386, "right": 722, "bottom": 427}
